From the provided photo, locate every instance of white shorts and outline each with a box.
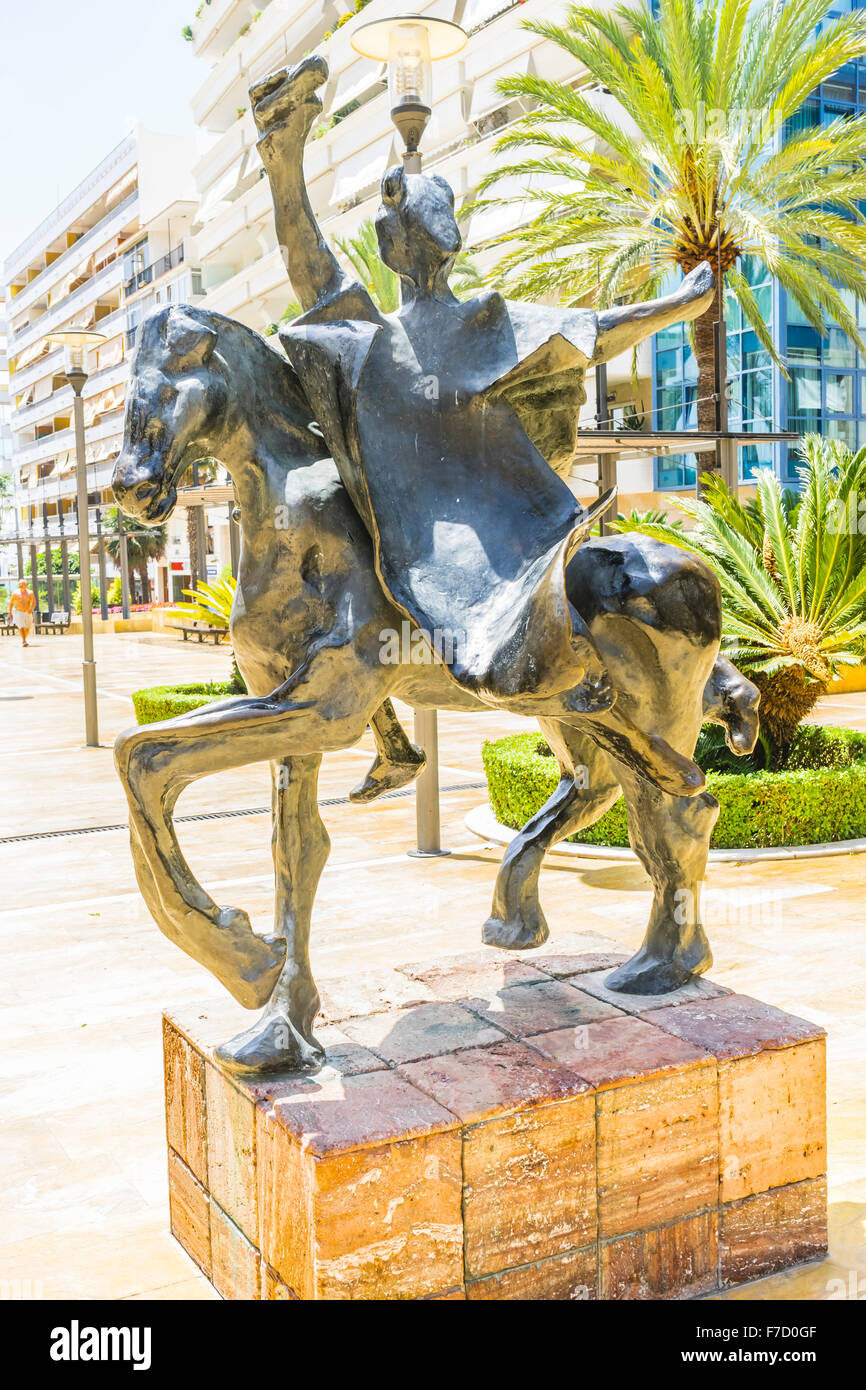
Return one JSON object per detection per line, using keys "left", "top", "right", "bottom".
{"left": 12, "top": 609, "right": 32, "bottom": 629}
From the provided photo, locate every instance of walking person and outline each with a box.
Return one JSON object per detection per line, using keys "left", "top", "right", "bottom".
{"left": 8, "top": 579, "right": 36, "bottom": 647}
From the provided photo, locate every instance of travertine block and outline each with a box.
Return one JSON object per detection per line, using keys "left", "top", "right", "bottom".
{"left": 601, "top": 1211, "right": 719, "bottom": 1300}
{"left": 401, "top": 1040, "right": 595, "bottom": 1279}
{"left": 204, "top": 1063, "right": 257, "bottom": 1242}
{"left": 466, "top": 1246, "right": 597, "bottom": 1300}
{"left": 210, "top": 1200, "right": 260, "bottom": 1300}
{"left": 259, "top": 1068, "right": 463, "bottom": 1300}
{"left": 719, "top": 1041, "right": 827, "bottom": 1201}
{"left": 167, "top": 1148, "right": 210, "bottom": 1279}
{"left": 596, "top": 1063, "right": 719, "bottom": 1237}
{"left": 163, "top": 1017, "right": 207, "bottom": 1184}
{"left": 720, "top": 1177, "right": 828, "bottom": 1285}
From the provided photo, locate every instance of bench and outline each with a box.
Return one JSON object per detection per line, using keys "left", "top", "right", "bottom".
{"left": 169, "top": 623, "right": 228, "bottom": 645}
{"left": 36, "top": 610, "right": 71, "bottom": 635}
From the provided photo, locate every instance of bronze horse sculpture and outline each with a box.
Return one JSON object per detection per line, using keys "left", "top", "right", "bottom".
{"left": 110, "top": 58, "right": 759, "bottom": 1075}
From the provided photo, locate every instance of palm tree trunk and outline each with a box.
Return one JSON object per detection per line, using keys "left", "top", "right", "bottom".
{"left": 186, "top": 507, "right": 200, "bottom": 591}
{"left": 137, "top": 564, "right": 150, "bottom": 603}
{"left": 692, "top": 280, "right": 723, "bottom": 434}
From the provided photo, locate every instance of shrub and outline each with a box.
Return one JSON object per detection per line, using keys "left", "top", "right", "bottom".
{"left": 132, "top": 681, "right": 235, "bottom": 725}
{"left": 482, "top": 727, "right": 866, "bottom": 850}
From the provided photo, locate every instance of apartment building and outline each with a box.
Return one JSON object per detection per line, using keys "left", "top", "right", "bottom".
{"left": 0, "top": 294, "right": 15, "bottom": 602}
{"left": 2, "top": 126, "right": 204, "bottom": 608}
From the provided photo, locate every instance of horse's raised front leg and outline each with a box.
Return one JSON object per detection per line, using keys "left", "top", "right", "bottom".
{"left": 115, "top": 677, "right": 371, "bottom": 1009}
{"left": 483, "top": 720, "right": 621, "bottom": 950}
{"left": 606, "top": 771, "right": 720, "bottom": 994}
{"left": 215, "top": 754, "right": 329, "bottom": 1074}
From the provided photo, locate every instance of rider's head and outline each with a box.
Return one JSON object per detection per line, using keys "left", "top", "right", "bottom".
{"left": 375, "top": 166, "right": 461, "bottom": 300}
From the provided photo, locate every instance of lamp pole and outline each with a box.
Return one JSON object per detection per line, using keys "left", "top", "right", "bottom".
{"left": 47, "top": 329, "right": 105, "bottom": 747}
{"left": 353, "top": 14, "right": 467, "bottom": 857}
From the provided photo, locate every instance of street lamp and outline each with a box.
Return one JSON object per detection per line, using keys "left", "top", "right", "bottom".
{"left": 351, "top": 15, "right": 467, "bottom": 173}
{"left": 352, "top": 14, "right": 466, "bottom": 856}
{"left": 46, "top": 328, "right": 105, "bottom": 747}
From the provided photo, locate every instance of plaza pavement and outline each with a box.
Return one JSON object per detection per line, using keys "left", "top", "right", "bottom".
{"left": 0, "top": 628, "right": 864, "bottom": 1301}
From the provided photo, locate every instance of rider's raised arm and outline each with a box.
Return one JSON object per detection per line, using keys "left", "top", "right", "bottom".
{"left": 252, "top": 58, "right": 350, "bottom": 313}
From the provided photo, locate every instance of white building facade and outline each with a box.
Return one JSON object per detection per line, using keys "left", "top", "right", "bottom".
{"left": 1, "top": 127, "right": 221, "bottom": 612}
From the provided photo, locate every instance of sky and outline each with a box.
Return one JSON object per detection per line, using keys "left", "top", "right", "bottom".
{"left": 0, "top": 0, "right": 201, "bottom": 264}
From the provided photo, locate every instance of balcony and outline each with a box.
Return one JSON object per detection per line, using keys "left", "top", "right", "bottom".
{"left": 124, "top": 243, "right": 185, "bottom": 296}
{"left": 7, "top": 194, "right": 139, "bottom": 319}
{"left": 9, "top": 260, "right": 124, "bottom": 359}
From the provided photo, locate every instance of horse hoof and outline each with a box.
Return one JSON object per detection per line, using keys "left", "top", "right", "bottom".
{"left": 482, "top": 913, "right": 549, "bottom": 951}
{"left": 605, "top": 946, "right": 710, "bottom": 996}
{"left": 215, "top": 1011, "right": 325, "bottom": 1076}
{"left": 214, "top": 909, "right": 287, "bottom": 1010}
{"left": 349, "top": 749, "right": 426, "bottom": 804}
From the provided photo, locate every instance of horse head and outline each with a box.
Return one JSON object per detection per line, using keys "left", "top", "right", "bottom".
{"left": 112, "top": 305, "right": 227, "bottom": 523}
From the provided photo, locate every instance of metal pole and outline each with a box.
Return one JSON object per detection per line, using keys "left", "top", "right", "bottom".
{"left": 118, "top": 517, "right": 132, "bottom": 620}
{"left": 594, "top": 363, "right": 616, "bottom": 535}
{"left": 95, "top": 507, "right": 109, "bottom": 619}
{"left": 395, "top": 136, "right": 444, "bottom": 854}
{"left": 194, "top": 505, "right": 208, "bottom": 588}
{"left": 69, "top": 375, "right": 99, "bottom": 747}
{"left": 43, "top": 524, "right": 52, "bottom": 614}
{"left": 29, "top": 542, "right": 39, "bottom": 612}
{"left": 228, "top": 501, "right": 240, "bottom": 578}
{"left": 409, "top": 707, "right": 449, "bottom": 857}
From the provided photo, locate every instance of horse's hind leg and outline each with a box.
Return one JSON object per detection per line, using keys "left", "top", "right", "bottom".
{"left": 606, "top": 773, "right": 720, "bottom": 994}
{"left": 350, "top": 698, "right": 426, "bottom": 804}
{"left": 215, "top": 754, "right": 329, "bottom": 1075}
{"left": 483, "top": 720, "right": 621, "bottom": 950}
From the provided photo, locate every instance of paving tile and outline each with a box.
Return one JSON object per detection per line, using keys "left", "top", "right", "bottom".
{"left": 339, "top": 1000, "right": 507, "bottom": 1065}
{"left": 397, "top": 949, "right": 547, "bottom": 1001}
{"left": 318, "top": 968, "right": 438, "bottom": 1023}
{"left": 530, "top": 1014, "right": 712, "bottom": 1090}
{"left": 464, "top": 977, "right": 624, "bottom": 1038}
{"left": 645, "top": 992, "right": 826, "bottom": 1059}
{"left": 572, "top": 968, "right": 731, "bottom": 1014}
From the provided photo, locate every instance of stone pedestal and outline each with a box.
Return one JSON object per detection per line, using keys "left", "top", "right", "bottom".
{"left": 163, "top": 941, "right": 827, "bottom": 1299}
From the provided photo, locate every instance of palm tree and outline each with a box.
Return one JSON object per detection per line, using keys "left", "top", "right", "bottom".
{"left": 105, "top": 508, "right": 167, "bottom": 604}
{"left": 475, "top": 0, "right": 866, "bottom": 428}
{"left": 632, "top": 438, "right": 866, "bottom": 748}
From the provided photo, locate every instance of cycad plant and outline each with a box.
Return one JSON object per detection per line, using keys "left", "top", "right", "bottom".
{"left": 170, "top": 572, "right": 246, "bottom": 691}
{"left": 635, "top": 437, "right": 866, "bottom": 748}
{"left": 476, "top": 0, "right": 866, "bottom": 426}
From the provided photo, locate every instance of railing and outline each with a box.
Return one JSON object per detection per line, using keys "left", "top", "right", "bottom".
{"left": 124, "top": 243, "right": 185, "bottom": 296}
{"left": 9, "top": 258, "right": 124, "bottom": 360}
{"left": 6, "top": 192, "right": 138, "bottom": 317}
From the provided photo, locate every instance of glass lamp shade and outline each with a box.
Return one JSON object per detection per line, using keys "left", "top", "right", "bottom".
{"left": 46, "top": 328, "right": 106, "bottom": 374}
{"left": 387, "top": 23, "right": 433, "bottom": 114}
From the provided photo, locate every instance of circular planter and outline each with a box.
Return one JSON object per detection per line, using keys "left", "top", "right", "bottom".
{"left": 479, "top": 729, "right": 866, "bottom": 857}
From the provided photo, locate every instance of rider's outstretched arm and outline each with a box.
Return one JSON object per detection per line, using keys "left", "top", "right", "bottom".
{"left": 251, "top": 57, "right": 349, "bottom": 313}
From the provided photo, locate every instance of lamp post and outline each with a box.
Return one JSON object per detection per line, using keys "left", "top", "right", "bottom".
{"left": 46, "top": 328, "right": 105, "bottom": 747}
{"left": 352, "top": 15, "right": 467, "bottom": 174}
{"left": 352, "top": 14, "right": 467, "bottom": 856}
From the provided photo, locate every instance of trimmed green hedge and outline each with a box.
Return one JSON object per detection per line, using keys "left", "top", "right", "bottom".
{"left": 482, "top": 728, "right": 866, "bottom": 850}
{"left": 132, "top": 681, "right": 235, "bottom": 725}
